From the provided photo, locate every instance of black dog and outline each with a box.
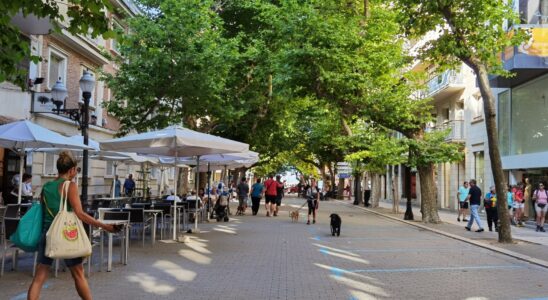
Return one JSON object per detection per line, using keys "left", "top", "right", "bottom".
{"left": 330, "top": 213, "right": 341, "bottom": 236}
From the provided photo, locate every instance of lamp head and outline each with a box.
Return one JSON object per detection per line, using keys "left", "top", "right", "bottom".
{"left": 79, "top": 70, "right": 95, "bottom": 94}
{"left": 51, "top": 78, "right": 68, "bottom": 102}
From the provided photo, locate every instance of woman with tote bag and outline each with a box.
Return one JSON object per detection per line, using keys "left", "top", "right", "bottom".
{"left": 28, "top": 151, "right": 116, "bottom": 300}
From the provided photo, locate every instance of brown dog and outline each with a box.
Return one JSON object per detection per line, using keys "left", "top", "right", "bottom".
{"left": 290, "top": 210, "right": 299, "bottom": 222}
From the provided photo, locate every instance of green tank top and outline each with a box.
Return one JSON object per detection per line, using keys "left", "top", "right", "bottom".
{"left": 42, "top": 178, "right": 73, "bottom": 226}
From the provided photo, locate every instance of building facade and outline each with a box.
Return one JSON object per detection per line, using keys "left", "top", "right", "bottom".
{"left": 492, "top": 0, "right": 548, "bottom": 200}
{"left": 0, "top": 1, "right": 176, "bottom": 202}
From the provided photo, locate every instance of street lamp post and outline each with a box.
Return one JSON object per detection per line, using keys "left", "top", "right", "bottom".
{"left": 50, "top": 71, "right": 95, "bottom": 206}
{"left": 79, "top": 71, "right": 95, "bottom": 206}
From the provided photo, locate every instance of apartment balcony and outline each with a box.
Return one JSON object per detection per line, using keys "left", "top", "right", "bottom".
{"left": 423, "top": 70, "right": 465, "bottom": 102}
{"left": 426, "top": 120, "right": 465, "bottom": 143}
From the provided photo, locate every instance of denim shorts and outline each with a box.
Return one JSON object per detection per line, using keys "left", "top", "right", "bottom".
{"left": 37, "top": 224, "right": 83, "bottom": 267}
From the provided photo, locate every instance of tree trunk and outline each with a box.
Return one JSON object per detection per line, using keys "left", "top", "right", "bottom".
{"left": 354, "top": 172, "right": 362, "bottom": 205}
{"left": 371, "top": 173, "right": 381, "bottom": 208}
{"left": 337, "top": 177, "right": 345, "bottom": 199}
{"left": 328, "top": 163, "right": 336, "bottom": 191}
{"left": 181, "top": 167, "right": 189, "bottom": 194}
{"left": 474, "top": 63, "right": 512, "bottom": 243}
{"left": 364, "top": 0, "right": 370, "bottom": 18}
{"left": 392, "top": 166, "right": 400, "bottom": 214}
{"left": 199, "top": 172, "right": 208, "bottom": 190}
{"left": 417, "top": 163, "right": 441, "bottom": 223}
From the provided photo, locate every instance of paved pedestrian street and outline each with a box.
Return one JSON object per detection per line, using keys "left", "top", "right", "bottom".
{"left": 1, "top": 197, "right": 548, "bottom": 300}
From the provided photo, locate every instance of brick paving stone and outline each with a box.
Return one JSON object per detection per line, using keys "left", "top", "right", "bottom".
{"left": 1, "top": 196, "right": 547, "bottom": 299}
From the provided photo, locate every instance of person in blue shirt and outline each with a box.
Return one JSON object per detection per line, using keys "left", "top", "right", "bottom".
{"left": 123, "top": 174, "right": 135, "bottom": 196}
{"left": 457, "top": 181, "right": 469, "bottom": 222}
{"left": 250, "top": 179, "right": 265, "bottom": 216}
{"left": 111, "top": 175, "right": 121, "bottom": 197}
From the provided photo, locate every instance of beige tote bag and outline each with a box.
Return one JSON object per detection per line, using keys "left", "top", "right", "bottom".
{"left": 45, "top": 181, "right": 92, "bottom": 259}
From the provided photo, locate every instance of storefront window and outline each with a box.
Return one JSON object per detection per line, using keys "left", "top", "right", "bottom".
{"left": 498, "top": 90, "right": 511, "bottom": 156}
{"left": 510, "top": 74, "right": 548, "bottom": 155}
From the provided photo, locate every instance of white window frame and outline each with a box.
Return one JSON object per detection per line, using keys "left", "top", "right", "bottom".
{"left": 47, "top": 47, "right": 68, "bottom": 89}
{"left": 471, "top": 94, "right": 484, "bottom": 121}
{"left": 43, "top": 153, "right": 58, "bottom": 177}
{"left": 105, "top": 160, "right": 114, "bottom": 177}
{"left": 111, "top": 19, "right": 123, "bottom": 54}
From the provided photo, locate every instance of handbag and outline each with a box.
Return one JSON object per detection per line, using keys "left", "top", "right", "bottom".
{"left": 10, "top": 202, "right": 43, "bottom": 252}
{"left": 45, "top": 181, "right": 92, "bottom": 259}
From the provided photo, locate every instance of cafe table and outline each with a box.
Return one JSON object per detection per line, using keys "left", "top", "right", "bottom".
{"left": 100, "top": 219, "right": 130, "bottom": 272}
{"left": 144, "top": 209, "right": 163, "bottom": 244}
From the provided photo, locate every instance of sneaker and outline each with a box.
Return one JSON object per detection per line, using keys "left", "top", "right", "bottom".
{"left": 489, "top": 228, "right": 493, "bottom": 232}
{"left": 511, "top": 220, "right": 517, "bottom": 226}
{"left": 541, "top": 227, "right": 546, "bottom": 232}
{"left": 266, "top": 212, "right": 270, "bottom": 217}
{"left": 463, "top": 218, "right": 468, "bottom": 222}
{"left": 476, "top": 228, "right": 484, "bottom": 232}
{"left": 465, "top": 227, "right": 471, "bottom": 231}
{"left": 313, "top": 220, "right": 316, "bottom": 224}
{"left": 518, "top": 222, "right": 524, "bottom": 227}
{"left": 536, "top": 225, "right": 540, "bottom": 232}
{"left": 306, "top": 220, "right": 310, "bottom": 225}
{"left": 457, "top": 218, "right": 460, "bottom": 222}
{"left": 273, "top": 212, "right": 277, "bottom": 217}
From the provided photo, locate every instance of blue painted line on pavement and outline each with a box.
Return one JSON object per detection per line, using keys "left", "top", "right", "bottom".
{"left": 327, "top": 265, "right": 524, "bottom": 276}
{"left": 334, "top": 237, "right": 439, "bottom": 241}
{"left": 11, "top": 283, "right": 49, "bottom": 300}
{"left": 330, "top": 266, "right": 345, "bottom": 278}
{"left": 344, "top": 265, "right": 524, "bottom": 273}
{"left": 347, "top": 247, "right": 476, "bottom": 253}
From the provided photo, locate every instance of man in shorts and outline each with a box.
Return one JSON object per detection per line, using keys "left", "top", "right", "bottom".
{"left": 457, "top": 181, "right": 469, "bottom": 222}
{"left": 264, "top": 175, "right": 281, "bottom": 217}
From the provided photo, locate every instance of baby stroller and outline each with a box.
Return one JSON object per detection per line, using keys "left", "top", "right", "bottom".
{"left": 211, "top": 192, "right": 229, "bottom": 222}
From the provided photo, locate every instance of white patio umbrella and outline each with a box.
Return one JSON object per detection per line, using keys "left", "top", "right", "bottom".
{"left": 100, "top": 125, "right": 249, "bottom": 239}
{"left": 0, "top": 120, "right": 93, "bottom": 203}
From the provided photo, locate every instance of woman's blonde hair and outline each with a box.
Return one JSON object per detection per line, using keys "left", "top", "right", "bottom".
{"left": 57, "top": 151, "right": 78, "bottom": 174}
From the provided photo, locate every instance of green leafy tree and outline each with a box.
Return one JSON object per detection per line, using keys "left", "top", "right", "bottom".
{"left": 104, "top": 0, "right": 238, "bottom": 134}
{"left": 257, "top": 0, "right": 463, "bottom": 222}
{"left": 395, "top": 0, "right": 528, "bottom": 241}
{"left": 1, "top": 0, "right": 114, "bottom": 88}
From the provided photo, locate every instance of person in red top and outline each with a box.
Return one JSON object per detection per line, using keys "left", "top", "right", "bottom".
{"left": 264, "top": 175, "right": 282, "bottom": 217}
{"left": 512, "top": 183, "right": 524, "bottom": 227}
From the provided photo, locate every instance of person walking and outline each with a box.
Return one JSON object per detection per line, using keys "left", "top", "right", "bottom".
{"left": 237, "top": 178, "right": 250, "bottom": 214}
{"left": 524, "top": 178, "right": 533, "bottom": 221}
{"left": 484, "top": 186, "right": 498, "bottom": 232}
{"left": 112, "top": 175, "right": 121, "bottom": 198}
{"left": 250, "top": 178, "right": 264, "bottom": 216}
{"left": 506, "top": 184, "right": 516, "bottom": 226}
{"left": 513, "top": 183, "right": 524, "bottom": 227}
{"left": 465, "top": 179, "right": 484, "bottom": 232}
{"left": 264, "top": 175, "right": 279, "bottom": 217}
{"left": 306, "top": 178, "right": 320, "bottom": 225}
{"left": 123, "top": 174, "right": 135, "bottom": 196}
{"left": 274, "top": 175, "right": 285, "bottom": 216}
{"left": 457, "top": 181, "right": 469, "bottom": 222}
{"left": 532, "top": 182, "right": 548, "bottom": 232}
{"left": 28, "top": 151, "right": 116, "bottom": 300}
